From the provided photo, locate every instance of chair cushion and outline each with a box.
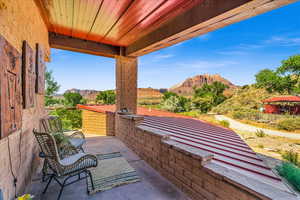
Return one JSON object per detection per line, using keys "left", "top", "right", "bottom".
{"left": 59, "top": 152, "right": 86, "bottom": 166}
{"left": 69, "top": 138, "right": 85, "bottom": 148}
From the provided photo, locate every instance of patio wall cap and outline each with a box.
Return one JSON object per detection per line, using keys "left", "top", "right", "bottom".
{"left": 162, "top": 139, "right": 213, "bottom": 164}
{"left": 119, "top": 114, "right": 144, "bottom": 121}
{"left": 204, "top": 162, "right": 298, "bottom": 200}
{"left": 137, "top": 125, "right": 170, "bottom": 139}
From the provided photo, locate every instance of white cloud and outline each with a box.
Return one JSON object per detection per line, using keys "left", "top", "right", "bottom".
{"left": 264, "top": 36, "right": 300, "bottom": 46}
{"left": 174, "top": 59, "right": 239, "bottom": 70}
{"left": 217, "top": 50, "right": 248, "bottom": 56}
{"left": 153, "top": 54, "right": 174, "bottom": 60}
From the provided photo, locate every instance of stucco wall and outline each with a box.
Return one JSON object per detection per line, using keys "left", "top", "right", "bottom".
{"left": 82, "top": 110, "right": 107, "bottom": 135}
{"left": 0, "top": 0, "right": 50, "bottom": 199}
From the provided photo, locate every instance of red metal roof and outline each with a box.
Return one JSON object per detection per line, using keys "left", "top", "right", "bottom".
{"left": 77, "top": 104, "right": 288, "bottom": 191}
{"left": 139, "top": 116, "right": 289, "bottom": 191}
{"left": 263, "top": 96, "right": 300, "bottom": 103}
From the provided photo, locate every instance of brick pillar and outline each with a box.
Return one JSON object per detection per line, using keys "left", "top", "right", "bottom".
{"left": 115, "top": 56, "right": 137, "bottom": 114}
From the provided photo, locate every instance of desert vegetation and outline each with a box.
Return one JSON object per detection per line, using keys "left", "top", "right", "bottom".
{"left": 212, "top": 54, "right": 300, "bottom": 132}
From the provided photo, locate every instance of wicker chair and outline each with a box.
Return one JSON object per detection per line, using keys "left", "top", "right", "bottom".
{"left": 33, "top": 129, "right": 97, "bottom": 200}
{"left": 41, "top": 116, "right": 86, "bottom": 152}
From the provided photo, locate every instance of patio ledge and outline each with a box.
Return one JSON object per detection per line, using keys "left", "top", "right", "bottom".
{"left": 135, "top": 124, "right": 298, "bottom": 200}
{"left": 204, "top": 163, "right": 298, "bottom": 200}
{"left": 162, "top": 139, "right": 213, "bottom": 165}
{"left": 119, "top": 114, "right": 144, "bottom": 121}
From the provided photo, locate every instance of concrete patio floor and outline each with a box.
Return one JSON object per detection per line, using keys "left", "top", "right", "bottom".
{"left": 29, "top": 135, "right": 190, "bottom": 200}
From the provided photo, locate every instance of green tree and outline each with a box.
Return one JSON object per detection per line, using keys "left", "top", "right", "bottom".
{"left": 50, "top": 108, "right": 82, "bottom": 129}
{"left": 277, "top": 54, "right": 300, "bottom": 93}
{"left": 278, "top": 54, "right": 300, "bottom": 77}
{"left": 161, "top": 95, "right": 191, "bottom": 112}
{"left": 192, "top": 82, "right": 229, "bottom": 113}
{"left": 63, "top": 92, "right": 85, "bottom": 107}
{"left": 162, "top": 91, "right": 178, "bottom": 101}
{"left": 96, "top": 90, "right": 116, "bottom": 104}
{"left": 255, "top": 70, "right": 296, "bottom": 94}
{"left": 45, "top": 70, "right": 60, "bottom": 106}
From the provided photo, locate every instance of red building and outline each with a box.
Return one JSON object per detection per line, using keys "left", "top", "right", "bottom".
{"left": 262, "top": 96, "right": 300, "bottom": 115}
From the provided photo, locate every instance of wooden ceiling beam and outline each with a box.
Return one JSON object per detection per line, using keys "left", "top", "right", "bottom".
{"left": 126, "top": 0, "right": 297, "bottom": 57}
{"left": 49, "top": 33, "right": 120, "bottom": 58}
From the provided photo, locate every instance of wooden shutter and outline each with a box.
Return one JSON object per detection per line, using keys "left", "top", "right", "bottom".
{"left": 36, "top": 43, "right": 45, "bottom": 94}
{"left": 0, "top": 35, "right": 22, "bottom": 138}
{"left": 22, "top": 41, "right": 36, "bottom": 108}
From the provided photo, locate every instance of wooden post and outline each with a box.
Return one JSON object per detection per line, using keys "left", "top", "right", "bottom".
{"left": 115, "top": 56, "right": 137, "bottom": 114}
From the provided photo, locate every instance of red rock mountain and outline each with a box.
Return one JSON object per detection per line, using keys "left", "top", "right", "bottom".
{"left": 169, "top": 74, "right": 237, "bottom": 96}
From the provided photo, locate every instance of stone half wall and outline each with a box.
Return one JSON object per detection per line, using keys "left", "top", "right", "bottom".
{"left": 0, "top": 0, "right": 50, "bottom": 199}
{"left": 116, "top": 114, "right": 297, "bottom": 200}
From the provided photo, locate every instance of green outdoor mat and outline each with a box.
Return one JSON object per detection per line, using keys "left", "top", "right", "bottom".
{"left": 87, "top": 152, "right": 140, "bottom": 194}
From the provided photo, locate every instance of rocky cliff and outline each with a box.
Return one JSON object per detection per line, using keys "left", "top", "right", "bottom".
{"left": 169, "top": 74, "right": 237, "bottom": 96}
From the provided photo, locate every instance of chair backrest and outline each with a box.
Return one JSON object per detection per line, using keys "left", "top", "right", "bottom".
{"left": 33, "top": 129, "right": 62, "bottom": 175}
{"left": 41, "top": 116, "right": 63, "bottom": 133}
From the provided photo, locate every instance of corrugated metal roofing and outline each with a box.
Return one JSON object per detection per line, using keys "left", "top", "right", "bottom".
{"left": 77, "top": 104, "right": 289, "bottom": 192}
{"left": 263, "top": 96, "right": 300, "bottom": 103}
{"left": 140, "top": 116, "right": 290, "bottom": 192}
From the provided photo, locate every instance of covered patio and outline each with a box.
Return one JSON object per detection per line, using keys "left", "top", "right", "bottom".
{"left": 0, "top": 0, "right": 299, "bottom": 199}
{"left": 28, "top": 135, "right": 189, "bottom": 200}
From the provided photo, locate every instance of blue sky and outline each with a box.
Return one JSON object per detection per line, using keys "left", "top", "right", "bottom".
{"left": 48, "top": 1, "right": 300, "bottom": 93}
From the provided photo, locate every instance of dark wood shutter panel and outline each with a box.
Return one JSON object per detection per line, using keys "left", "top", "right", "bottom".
{"left": 36, "top": 43, "right": 45, "bottom": 94}
{"left": 0, "top": 35, "right": 22, "bottom": 138}
{"left": 22, "top": 41, "right": 36, "bottom": 108}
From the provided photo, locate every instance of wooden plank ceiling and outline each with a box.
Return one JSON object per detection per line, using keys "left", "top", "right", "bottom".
{"left": 37, "top": 0, "right": 203, "bottom": 47}
{"left": 36, "top": 0, "right": 297, "bottom": 57}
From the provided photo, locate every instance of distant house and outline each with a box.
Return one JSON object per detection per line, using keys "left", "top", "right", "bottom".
{"left": 262, "top": 96, "right": 300, "bottom": 115}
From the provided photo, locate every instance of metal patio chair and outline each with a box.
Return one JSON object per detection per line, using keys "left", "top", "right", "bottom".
{"left": 41, "top": 116, "right": 86, "bottom": 152}
{"left": 33, "top": 129, "right": 97, "bottom": 200}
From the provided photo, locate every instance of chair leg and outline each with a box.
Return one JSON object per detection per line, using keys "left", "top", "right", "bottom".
{"left": 80, "top": 146, "right": 85, "bottom": 153}
{"left": 88, "top": 171, "right": 95, "bottom": 190}
{"left": 57, "top": 177, "right": 68, "bottom": 200}
{"left": 42, "top": 161, "right": 49, "bottom": 182}
{"left": 43, "top": 175, "right": 53, "bottom": 194}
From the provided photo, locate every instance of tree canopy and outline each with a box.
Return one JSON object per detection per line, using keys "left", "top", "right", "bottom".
{"left": 45, "top": 70, "right": 60, "bottom": 106}
{"left": 192, "top": 81, "right": 229, "bottom": 113}
{"left": 63, "top": 92, "right": 85, "bottom": 107}
{"left": 255, "top": 54, "right": 300, "bottom": 94}
{"left": 96, "top": 90, "right": 116, "bottom": 104}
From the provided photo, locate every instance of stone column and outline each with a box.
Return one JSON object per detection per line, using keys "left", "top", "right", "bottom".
{"left": 115, "top": 56, "right": 137, "bottom": 114}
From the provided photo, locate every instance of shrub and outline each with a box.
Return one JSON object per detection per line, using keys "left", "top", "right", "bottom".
{"left": 276, "top": 118, "right": 300, "bottom": 131}
{"left": 282, "top": 150, "right": 299, "bottom": 166}
{"left": 255, "top": 129, "right": 266, "bottom": 137}
{"left": 181, "top": 111, "right": 200, "bottom": 118}
{"left": 219, "top": 120, "right": 230, "bottom": 128}
{"left": 276, "top": 162, "right": 300, "bottom": 191}
{"left": 258, "top": 144, "right": 264, "bottom": 149}
{"left": 232, "top": 111, "right": 246, "bottom": 119}
{"left": 50, "top": 108, "right": 82, "bottom": 130}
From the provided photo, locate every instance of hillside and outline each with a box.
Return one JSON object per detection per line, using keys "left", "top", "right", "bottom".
{"left": 169, "top": 74, "right": 237, "bottom": 96}
{"left": 60, "top": 88, "right": 163, "bottom": 104}
{"left": 212, "top": 85, "right": 278, "bottom": 114}
{"left": 65, "top": 88, "right": 99, "bottom": 101}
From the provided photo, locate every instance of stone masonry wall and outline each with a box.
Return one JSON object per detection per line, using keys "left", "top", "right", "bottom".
{"left": 0, "top": 0, "right": 50, "bottom": 199}
{"left": 115, "top": 56, "right": 137, "bottom": 114}
{"left": 106, "top": 112, "right": 115, "bottom": 136}
{"left": 116, "top": 115, "right": 297, "bottom": 200}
